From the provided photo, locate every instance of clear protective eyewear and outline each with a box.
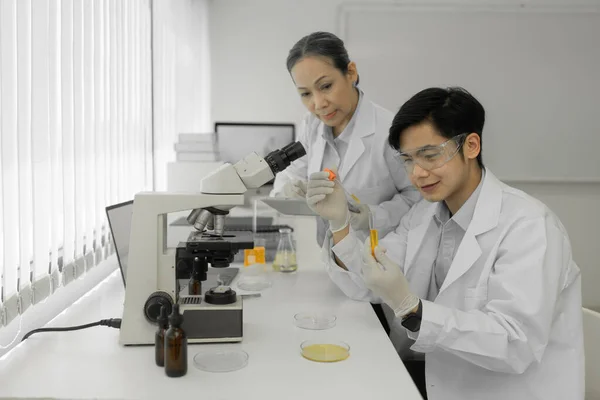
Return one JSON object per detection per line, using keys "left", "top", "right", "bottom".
{"left": 396, "top": 133, "right": 468, "bottom": 174}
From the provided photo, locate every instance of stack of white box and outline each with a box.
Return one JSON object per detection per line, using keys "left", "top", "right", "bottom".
{"left": 167, "top": 133, "right": 224, "bottom": 192}
{"left": 174, "top": 132, "right": 219, "bottom": 162}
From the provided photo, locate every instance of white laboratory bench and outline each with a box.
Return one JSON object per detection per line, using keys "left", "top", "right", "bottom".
{"left": 0, "top": 214, "right": 423, "bottom": 400}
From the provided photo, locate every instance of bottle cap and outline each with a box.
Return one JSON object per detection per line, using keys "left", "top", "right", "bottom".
{"left": 323, "top": 168, "right": 337, "bottom": 181}
{"left": 168, "top": 304, "right": 184, "bottom": 327}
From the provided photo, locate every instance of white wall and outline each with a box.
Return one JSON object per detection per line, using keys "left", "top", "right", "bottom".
{"left": 153, "top": 0, "right": 211, "bottom": 191}
{"left": 209, "top": 0, "right": 600, "bottom": 310}
{"left": 510, "top": 182, "right": 600, "bottom": 311}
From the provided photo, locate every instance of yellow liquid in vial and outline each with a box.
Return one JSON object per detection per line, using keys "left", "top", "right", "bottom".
{"left": 272, "top": 251, "right": 297, "bottom": 272}
{"left": 370, "top": 229, "right": 378, "bottom": 257}
{"left": 301, "top": 344, "right": 349, "bottom": 363}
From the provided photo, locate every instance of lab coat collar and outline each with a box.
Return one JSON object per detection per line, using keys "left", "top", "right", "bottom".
{"left": 465, "top": 168, "right": 501, "bottom": 236}
{"left": 309, "top": 127, "right": 327, "bottom": 175}
{"left": 439, "top": 168, "right": 502, "bottom": 293}
{"left": 433, "top": 168, "right": 485, "bottom": 231}
{"left": 405, "top": 168, "right": 502, "bottom": 294}
{"left": 338, "top": 92, "right": 376, "bottom": 181}
{"left": 308, "top": 91, "right": 375, "bottom": 181}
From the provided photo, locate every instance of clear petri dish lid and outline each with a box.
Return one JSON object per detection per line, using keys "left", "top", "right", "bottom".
{"left": 236, "top": 275, "right": 272, "bottom": 291}
{"left": 294, "top": 312, "right": 337, "bottom": 330}
{"left": 300, "top": 340, "right": 350, "bottom": 363}
{"left": 193, "top": 349, "right": 249, "bottom": 373}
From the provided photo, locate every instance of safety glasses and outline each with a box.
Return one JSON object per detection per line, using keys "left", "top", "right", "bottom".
{"left": 396, "top": 133, "right": 468, "bottom": 175}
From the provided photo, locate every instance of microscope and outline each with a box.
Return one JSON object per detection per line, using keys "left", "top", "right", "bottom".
{"left": 119, "top": 142, "right": 306, "bottom": 345}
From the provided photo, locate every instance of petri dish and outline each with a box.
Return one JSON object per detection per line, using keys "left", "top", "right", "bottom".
{"left": 193, "top": 349, "right": 249, "bottom": 373}
{"left": 294, "top": 312, "right": 336, "bottom": 330}
{"left": 300, "top": 340, "right": 350, "bottom": 363}
{"left": 237, "top": 275, "right": 272, "bottom": 291}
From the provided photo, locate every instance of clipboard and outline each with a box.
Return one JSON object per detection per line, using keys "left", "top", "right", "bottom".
{"left": 261, "top": 198, "right": 318, "bottom": 216}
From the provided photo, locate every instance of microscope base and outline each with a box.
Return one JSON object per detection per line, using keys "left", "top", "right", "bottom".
{"left": 180, "top": 297, "right": 243, "bottom": 343}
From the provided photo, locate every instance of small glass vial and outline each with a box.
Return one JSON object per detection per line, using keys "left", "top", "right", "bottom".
{"left": 164, "top": 304, "right": 187, "bottom": 377}
{"left": 155, "top": 306, "right": 169, "bottom": 366}
{"left": 272, "top": 227, "right": 297, "bottom": 272}
{"left": 188, "top": 257, "right": 202, "bottom": 296}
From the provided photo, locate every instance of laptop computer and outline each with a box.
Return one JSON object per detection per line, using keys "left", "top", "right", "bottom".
{"left": 105, "top": 200, "right": 134, "bottom": 287}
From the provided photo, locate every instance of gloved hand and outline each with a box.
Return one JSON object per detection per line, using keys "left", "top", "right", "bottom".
{"left": 306, "top": 171, "right": 349, "bottom": 232}
{"left": 282, "top": 179, "right": 308, "bottom": 199}
{"left": 349, "top": 203, "right": 371, "bottom": 231}
{"left": 361, "top": 238, "right": 420, "bottom": 318}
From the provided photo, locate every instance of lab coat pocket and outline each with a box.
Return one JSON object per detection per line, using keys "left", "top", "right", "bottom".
{"left": 463, "top": 287, "right": 488, "bottom": 311}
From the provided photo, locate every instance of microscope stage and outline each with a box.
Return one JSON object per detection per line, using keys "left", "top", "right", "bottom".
{"left": 182, "top": 230, "right": 255, "bottom": 251}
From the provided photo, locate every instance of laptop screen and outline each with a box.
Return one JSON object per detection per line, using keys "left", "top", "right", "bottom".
{"left": 105, "top": 200, "right": 134, "bottom": 287}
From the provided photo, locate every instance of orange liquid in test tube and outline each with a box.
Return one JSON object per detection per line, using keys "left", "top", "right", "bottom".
{"left": 368, "top": 211, "right": 378, "bottom": 257}
{"left": 370, "top": 229, "right": 378, "bottom": 257}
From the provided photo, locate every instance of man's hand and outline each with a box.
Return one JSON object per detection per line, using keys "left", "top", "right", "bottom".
{"left": 282, "top": 179, "right": 308, "bottom": 199}
{"left": 361, "top": 238, "right": 420, "bottom": 318}
{"left": 306, "top": 171, "right": 350, "bottom": 232}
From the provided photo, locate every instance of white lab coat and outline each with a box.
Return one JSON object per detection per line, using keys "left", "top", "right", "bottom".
{"left": 323, "top": 170, "right": 584, "bottom": 400}
{"left": 271, "top": 94, "right": 420, "bottom": 243}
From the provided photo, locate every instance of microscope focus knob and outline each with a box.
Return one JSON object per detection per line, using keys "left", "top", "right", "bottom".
{"left": 143, "top": 291, "right": 173, "bottom": 323}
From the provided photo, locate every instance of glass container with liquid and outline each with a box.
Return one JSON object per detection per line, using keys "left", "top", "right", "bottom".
{"left": 164, "top": 304, "right": 187, "bottom": 377}
{"left": 300, "top": 340, "right": 350, "bottom": 362}
{"left": 369, "top": 211, "right": 378, "bottom": 257}
{"left": 188, "top": 257, "right": 202, "bottom": 296}
{"left": 272, "top": 227, "right": 297, "bottom": 272}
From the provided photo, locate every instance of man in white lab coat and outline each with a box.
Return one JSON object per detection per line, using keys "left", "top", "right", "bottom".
{"left": 307, "top": 87, "right": 584, "bottom": 400}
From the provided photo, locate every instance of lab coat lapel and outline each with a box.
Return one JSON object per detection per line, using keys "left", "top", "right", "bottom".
{"left": 308, "top": 125, "right": 326, "bottom": 173}
{"left": 438, "top": 233, "right": 482, "bottom": 295}
{"left": 404, "top": 203, "right": 439, "bottom": 298}
{"left": 438, "top": 170, "right": 502, "bottom": 294}
{"left": 338, "top": 98, "right": 376, "bottom": 182}
{"left": 405, "top": 203, "right": 438, "bottom": 273}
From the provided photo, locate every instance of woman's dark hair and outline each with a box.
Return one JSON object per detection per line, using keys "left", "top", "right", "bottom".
{"left": 388, "top": 87, "right": 485, "bottom": 167}
{"left": 286, "top": 31, "right": 359, "bottom": 85}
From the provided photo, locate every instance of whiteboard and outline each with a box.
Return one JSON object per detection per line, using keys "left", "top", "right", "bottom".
{"left": 340, "top": 5, "right": 600, "bottom": 181}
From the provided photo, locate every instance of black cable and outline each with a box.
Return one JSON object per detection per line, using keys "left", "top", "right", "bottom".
{"left": 21, "top": 318, "right": 122, "bottom": 341}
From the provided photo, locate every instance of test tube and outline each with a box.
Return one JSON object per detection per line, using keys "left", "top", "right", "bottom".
{"left": 369, "top": 212, "right": 378, "bottom": 257}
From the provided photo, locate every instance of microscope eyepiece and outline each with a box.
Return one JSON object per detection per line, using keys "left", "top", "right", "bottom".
{"left": 264, "top": 141, "right": 306, "bottom": 175}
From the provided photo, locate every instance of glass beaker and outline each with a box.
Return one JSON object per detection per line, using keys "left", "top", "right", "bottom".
{"left": 272, "top": 228, "right": 297, "bottom": 272}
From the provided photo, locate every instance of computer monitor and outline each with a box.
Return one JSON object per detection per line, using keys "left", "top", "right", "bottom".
{"left": 214, "top": 122, "right": 296, "bottom": 164}
{"left": 105, "top": 200, "right": 134, "bottom": 287}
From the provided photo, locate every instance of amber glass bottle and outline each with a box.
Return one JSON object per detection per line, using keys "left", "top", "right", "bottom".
{"left": 188, "top": 258, "right": 202, "bottom": 295}
{"left": 155, "top": 306, "right": 169, "bottom": 366}
{"left": 164, "top": 304, "right": 187, "bottom": 377}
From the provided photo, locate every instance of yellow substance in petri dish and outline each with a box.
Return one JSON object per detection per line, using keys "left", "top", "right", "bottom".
{"left": 301, "top": 344, "right": 350, "bottom": 363}
{"left": 370, "top": 229, "right": 378, "bottom": 257}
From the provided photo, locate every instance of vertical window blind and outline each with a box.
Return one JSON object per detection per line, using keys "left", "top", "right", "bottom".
{"left": 0, "top": 0, "right": 153, "bottom": 341}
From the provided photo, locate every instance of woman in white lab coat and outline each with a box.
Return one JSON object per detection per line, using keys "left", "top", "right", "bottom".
{"left": 309, "top": 87, "right": 584, "bottom": 400}
{"left": 270, "top": 32, "right": 420, "bottom": 245}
